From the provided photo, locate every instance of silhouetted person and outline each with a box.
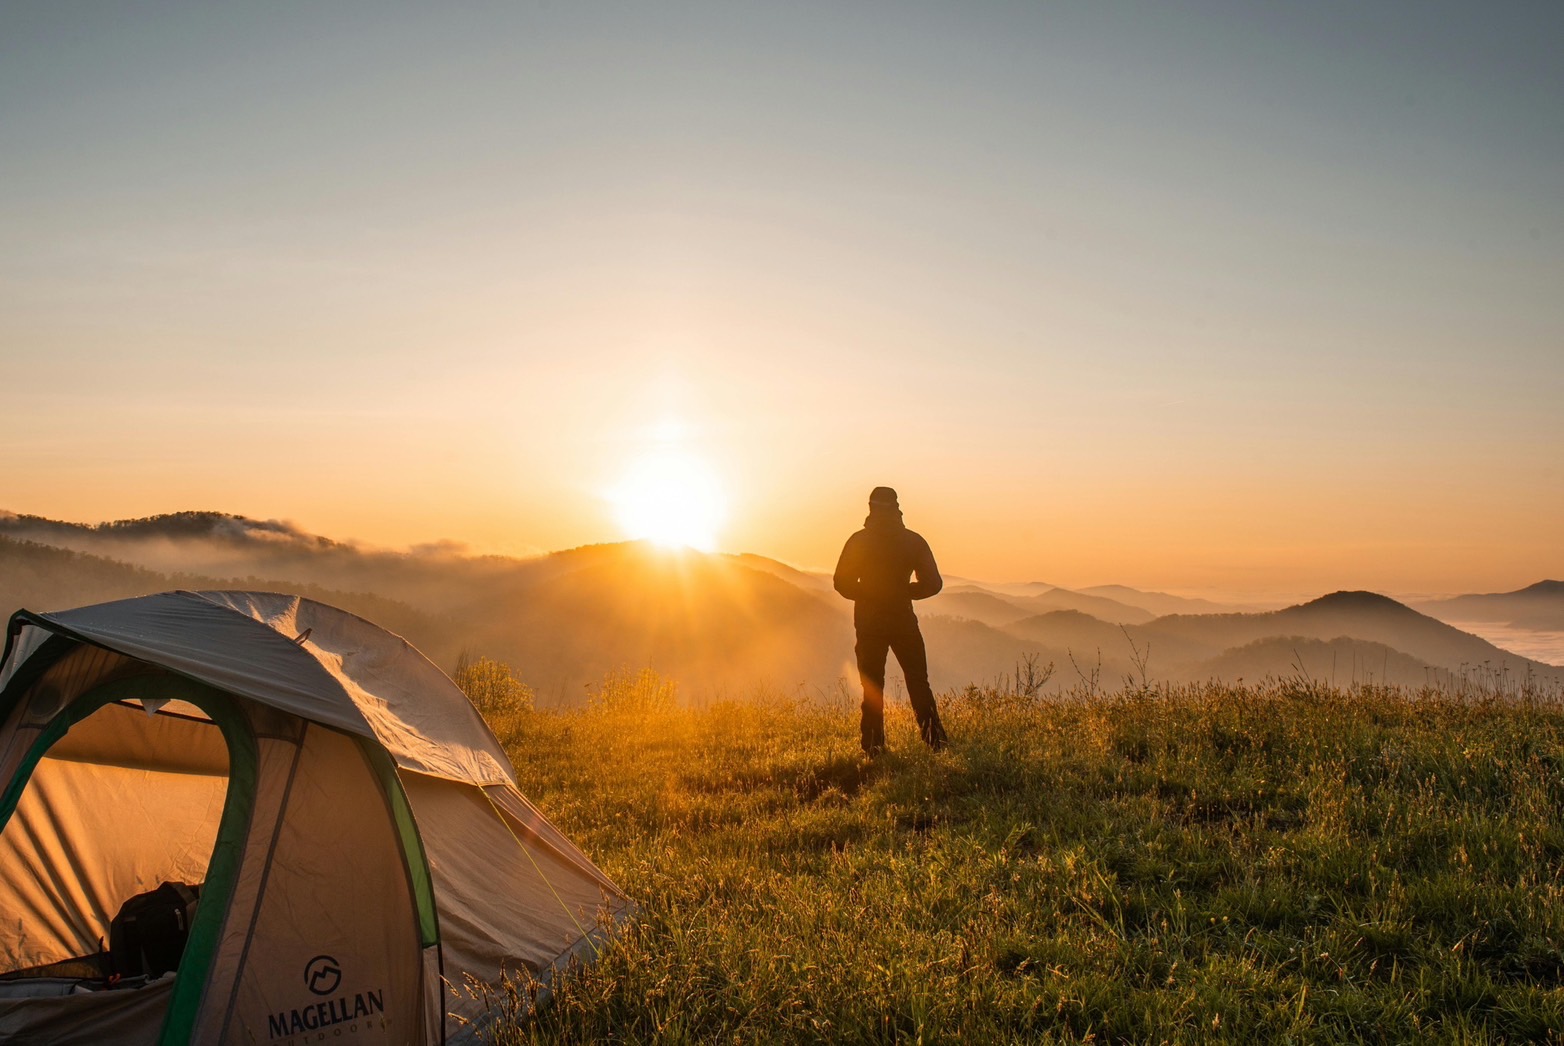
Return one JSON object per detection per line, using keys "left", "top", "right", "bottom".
{"left": 833, "top": 486, "right": 948, "bottom": 754}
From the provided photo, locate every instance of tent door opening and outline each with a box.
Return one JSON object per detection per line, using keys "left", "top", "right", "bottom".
{"left": 0, "top": 673, "right": 245, "bottom": 1011}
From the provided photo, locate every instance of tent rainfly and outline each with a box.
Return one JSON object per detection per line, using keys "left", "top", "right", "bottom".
{"left": 0, "top": 591, "right": 629, "bottom": 1045}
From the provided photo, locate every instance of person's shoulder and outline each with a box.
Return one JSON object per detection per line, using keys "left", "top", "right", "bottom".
{"left": 903, "top": 528, "right": 932, "bottom": 546}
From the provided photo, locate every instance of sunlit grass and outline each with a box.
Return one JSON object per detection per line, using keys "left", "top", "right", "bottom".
{"left": 467, "top": 673, "right": 1564, "bottom": 1044}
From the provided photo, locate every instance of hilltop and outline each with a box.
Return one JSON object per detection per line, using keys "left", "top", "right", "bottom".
{"left": 485, "top": 679, "right": 1564, "bottom": 1043}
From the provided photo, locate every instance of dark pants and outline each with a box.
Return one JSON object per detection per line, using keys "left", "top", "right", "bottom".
{"left": 855, "top": 621, "right": 947, "bottom": 752}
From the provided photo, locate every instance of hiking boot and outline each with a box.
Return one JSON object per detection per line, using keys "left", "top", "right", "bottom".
{"left": 919, "top": 715, "right": 948, "bottom": 751}
{"left": 861, "top": 719, "right": 886, "bottom": 756}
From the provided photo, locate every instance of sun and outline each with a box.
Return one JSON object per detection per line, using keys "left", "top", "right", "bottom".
{"left": 611, "top": 452, "right": 725, "bottom": 551}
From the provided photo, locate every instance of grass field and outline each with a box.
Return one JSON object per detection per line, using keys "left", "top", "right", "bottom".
{"left": 468, "top": 668, "right": 1564, "bottom": 1044}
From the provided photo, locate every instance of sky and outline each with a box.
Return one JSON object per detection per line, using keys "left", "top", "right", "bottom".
{"left": 1, "top": 1, "right": 1560, "bottom": 599}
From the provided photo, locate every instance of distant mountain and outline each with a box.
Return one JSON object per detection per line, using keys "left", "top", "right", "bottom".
{"left": 731, "top": 552, "right": 835, "bottom": 597}
{"left": 0, "top": 509, "right": 485, "bottom": 608}
{"left": 949, "top": 591, "right": 1564, "bottom": 690}
{"left": 0, "top": 535, "right": 177, "bottom": 610}
{"left": 467, "top": 543, "right": 851, "bottom": 703}
{"left": 1193, "top": 636, "right": 1439, "bottom": 688}
{"left": 0, "top": 534, "right": 451, "bottom": 662}
{"left": 1003, "top": 609, "right": 1128, "bottom": 651}
{"left": 0, "top": 509, "right": 345, "bottom": 553}
{"left": 921, "top": 612, "right": 1161, "bottom": 692}
{"left": 919, "top": 617, "right": 1060, "bottom": 693}
{"left": 924, "top": 582, "right": 1155, "bottom": 628}
{"left": 947, "top": 579, "right": 1058, "bottom": 597}
{"left": 1075, "top": 584, "right": 1242, "bottom": 617}
{"left": 921, "top": 610, "right": 1197, "bottom": 693}
{"left": 1002, "top": 588, "right": 1154, "bottom": 625}
{"left": 1146, "top": 591, "right": 1562, "bottom": 687}
{"left": 1415, "top": 581, "right": 1564, "bottom": 631}
{"left": 922, "top": 586, "right": 1038, "bottom": 627}
{"left": 936, "top": 579, "right": 1254, "bottom": 624}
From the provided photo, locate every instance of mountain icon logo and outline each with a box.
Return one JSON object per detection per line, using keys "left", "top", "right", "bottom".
{"left": 305, "top": 955, "right": 342, "bottom": 996}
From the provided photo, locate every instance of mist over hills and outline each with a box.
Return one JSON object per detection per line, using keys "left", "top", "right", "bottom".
{"left": 1, "top": 511, "right": 1558, "bottom": 702}
{"left": 920, "top": 591, "right": 1562, "bottom": 693}
{"left": 1197, "top": 637, "right": 1437, "bottom": 689}
{"left": 0, "top": 510, "right": 496, "bottom": 605}
{"left": 921, "top": 588, "right": 1038, "bottom": 628}
{"left": 1143, "top": 591, "right": 1519, "bottom": 674}
{"left": 0, "top": 534, "right": 449, "bottom": 658}
{"left": 0, "top": 514, "right": 853, "bottom": 704}
{"left": 926, "top": 584, "right": 1156, "bottom": 626}
{"left": 1415, "top": 581, "right": 1564, "bottom": 632}
{"left": 1076, "top": 584, "right": 1260, "bottom": 616}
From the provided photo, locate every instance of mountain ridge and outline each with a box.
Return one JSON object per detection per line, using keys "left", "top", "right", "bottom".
{"left": 1415, "top": 580, "right": 1564, "bottom": 632}
{"left": 2, "top": 511, "right": 1558, "bottom": 699}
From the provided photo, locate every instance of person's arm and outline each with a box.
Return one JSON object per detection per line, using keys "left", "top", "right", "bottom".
{"left": 833, "top": 535, "right": 862, "bottom": 601}
{"left": 909, "top": 535, "right": 943, "bottom": 599}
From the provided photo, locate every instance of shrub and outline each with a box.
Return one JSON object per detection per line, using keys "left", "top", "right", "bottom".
{"left": 588, "top": 668, "right": 679, "bottom": 714}
{"left": 453, "top": 654, "right": 535, "bottom": 718}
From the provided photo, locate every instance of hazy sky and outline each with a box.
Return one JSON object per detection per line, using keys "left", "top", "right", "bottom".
{"left": 2, "top": 2, "right": 1560, "bottom": 598}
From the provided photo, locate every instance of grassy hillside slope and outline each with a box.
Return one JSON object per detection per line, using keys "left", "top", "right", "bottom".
{"left": 483, "top": 680, "right": 1564, "bottom": 1044}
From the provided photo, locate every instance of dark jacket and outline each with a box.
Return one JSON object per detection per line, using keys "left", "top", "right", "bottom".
{"left": 833, "top": 509, "right": 943, "bottom": 629}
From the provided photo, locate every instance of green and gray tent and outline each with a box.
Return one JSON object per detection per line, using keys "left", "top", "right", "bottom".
{"left": 0, "top": 591, "right": 628, "bottom": 1044}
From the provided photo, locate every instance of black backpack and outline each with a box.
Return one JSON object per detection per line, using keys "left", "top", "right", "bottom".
{"left": 108, "top": 881, "right": 201, "bottom": 979}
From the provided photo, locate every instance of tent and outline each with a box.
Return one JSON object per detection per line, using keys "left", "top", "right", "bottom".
{"left": 0, "top": 590, "right": 628, "bottom": 1044}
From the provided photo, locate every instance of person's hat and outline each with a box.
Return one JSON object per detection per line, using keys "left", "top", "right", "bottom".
{"left": 868, "top": 486, "right": 899, "bottom": 507}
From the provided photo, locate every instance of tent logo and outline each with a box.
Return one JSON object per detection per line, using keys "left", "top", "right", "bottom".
{"left": 270, "top": 956, "right": 385, "bottom": 1041}
{"left": 305, "top": 955, "right": 342, "bottom": 996}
